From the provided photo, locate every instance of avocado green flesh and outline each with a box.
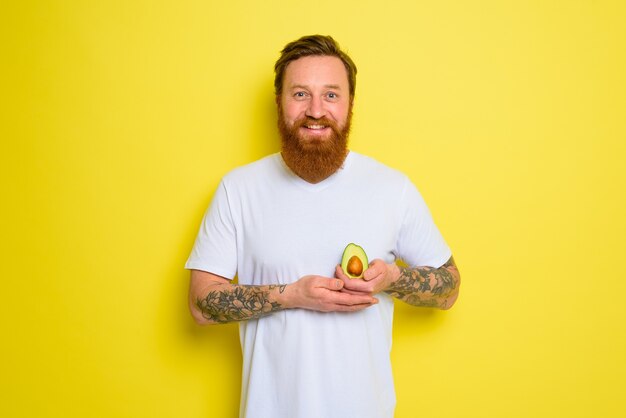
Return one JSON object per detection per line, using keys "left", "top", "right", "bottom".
{"left": 340, "top": 243, "right": 368, "bottom": 279}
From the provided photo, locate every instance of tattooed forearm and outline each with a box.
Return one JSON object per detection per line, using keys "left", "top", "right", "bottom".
{"left": 385, "top": 257, "right": 460, "bottom": 309}
{"left": 196, "top": 284, "right": 287, "bottom": 324}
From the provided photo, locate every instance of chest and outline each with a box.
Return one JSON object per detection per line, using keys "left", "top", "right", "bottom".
{"left": 234, "top": 185, "right": 401, "bottom": 281}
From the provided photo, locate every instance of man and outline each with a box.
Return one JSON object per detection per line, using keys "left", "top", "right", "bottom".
{"left": 186, "top": 35, "right": 460, "bottom": 418}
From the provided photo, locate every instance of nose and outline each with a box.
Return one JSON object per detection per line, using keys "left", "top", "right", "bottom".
{"left": 305, "top": 96, "right": 326, "bottom": 119}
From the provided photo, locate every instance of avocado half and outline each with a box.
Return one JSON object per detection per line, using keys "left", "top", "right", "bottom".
{"left": 341, "top": 243, "right": 369, "bottom": 279}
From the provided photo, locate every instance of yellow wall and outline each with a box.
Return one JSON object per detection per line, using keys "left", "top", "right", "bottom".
{"left": 3, "top": 1, "right": 625, "bottom": 417}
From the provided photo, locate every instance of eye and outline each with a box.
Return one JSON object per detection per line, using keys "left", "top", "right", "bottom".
{"left": 294, "top": 91, "right": 308, "bottom": 99}
{"left": 326, "top": 92, "right": 338, "bottom": 100}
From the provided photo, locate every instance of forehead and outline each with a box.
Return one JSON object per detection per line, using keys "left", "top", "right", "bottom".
{"left": 283, "top": 55, "right": 349, "bottom": 89}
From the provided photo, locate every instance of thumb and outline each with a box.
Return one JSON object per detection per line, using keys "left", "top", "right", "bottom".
{"left": 320, "top": 278, "right": 344, "bottom": 290}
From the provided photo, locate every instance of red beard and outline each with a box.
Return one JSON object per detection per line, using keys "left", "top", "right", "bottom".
{"left": 278, "top": 106, "right": 352, "bottom": 183}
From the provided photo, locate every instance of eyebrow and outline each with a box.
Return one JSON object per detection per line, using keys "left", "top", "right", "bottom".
{"left": 289, "top": 84, "right": 343, "bottom": 90}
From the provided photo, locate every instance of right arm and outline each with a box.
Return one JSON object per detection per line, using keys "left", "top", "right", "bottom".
{"left": 189, "top": 269, "right": 379, "bottom": 325}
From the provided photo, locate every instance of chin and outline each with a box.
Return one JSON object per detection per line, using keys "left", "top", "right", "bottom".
{"left": 297, "top": 134, "right": 332, "bottom": 147}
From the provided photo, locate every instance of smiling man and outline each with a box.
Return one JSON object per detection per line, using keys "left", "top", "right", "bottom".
{"left": 186, "top": 35, "right": 460, "bottom": 418}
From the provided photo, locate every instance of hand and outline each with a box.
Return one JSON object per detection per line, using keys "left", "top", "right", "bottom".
{"left": 284, "top": 275, "right": 378, "bottom": 312}
{"left": 335, "top": 259, "right": 399, "bottom": 296}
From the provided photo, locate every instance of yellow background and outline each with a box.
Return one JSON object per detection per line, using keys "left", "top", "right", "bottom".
{"left": 2, "top": 1, "right": 625, "bottom": 417}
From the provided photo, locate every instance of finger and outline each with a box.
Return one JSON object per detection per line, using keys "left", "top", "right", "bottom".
{"left": 314, "top": 276, "right": 344, "bottom": 290}
{"left": 330, "top": 291, "right": 377, "bottom": 306}
{"left": 334, "top": 264, "right": 349, "bottom": 280}
{"left": 339, "top": 288, "right": 371, "bottom": 296}
{"left": 333, "top": 303, "right": 375, "bottom": 312}
{"left": 363, "top": 260, "right": 380, "bottom": 281}
{"left": 335, "top": 265, "right": 366, "bottom": 291}
{"left": 362, "top": 268, "right": 380, "bottom": 281}
{"left": 340, "top": 274, "right": 374, "bottom": 292}
{"left": 363, "top": 259, "right": 385, "bottom": 281}
{"left": 332, "top": 297, "right": 380, "bottom": 312}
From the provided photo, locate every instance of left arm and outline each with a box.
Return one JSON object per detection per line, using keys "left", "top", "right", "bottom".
{"left": 385, "top": 257, "right": 460, "bottom": 309}
{"left": 336, "top": 256, "right": 461, "bottom": 310}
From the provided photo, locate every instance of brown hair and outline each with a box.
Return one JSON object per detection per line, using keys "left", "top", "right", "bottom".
{"left": 274, "top": 35, "right": 357, "bottom": 99}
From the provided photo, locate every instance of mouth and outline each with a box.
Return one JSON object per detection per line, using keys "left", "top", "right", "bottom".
{"left": 300, "top": 123, "right": 331, "bottom": 135}
{"left": 304, "top": 123, "right": 327, "bottom": 129}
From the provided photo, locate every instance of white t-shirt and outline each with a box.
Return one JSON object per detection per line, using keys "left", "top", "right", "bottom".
{"left": 186, "top": 151, "right": 451, "bottom": 418}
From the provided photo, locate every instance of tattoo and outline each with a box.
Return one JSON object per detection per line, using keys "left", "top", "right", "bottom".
{"left": 385, "top": 257, "right": 460, "bottom": 309}
{"left": 196, "top": 284, "right": 286, "bottom": 323}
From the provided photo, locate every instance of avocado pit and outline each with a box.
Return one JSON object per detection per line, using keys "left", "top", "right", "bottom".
{"left": 347, "top": 256, "right": 363, "bottom": 276}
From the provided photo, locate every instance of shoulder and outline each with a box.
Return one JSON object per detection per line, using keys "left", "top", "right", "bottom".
{"left": 221, "top": 153, "right": 282, "bottom": 186}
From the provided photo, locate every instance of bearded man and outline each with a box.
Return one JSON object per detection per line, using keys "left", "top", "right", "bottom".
{"left": 186, "top": 35, "right": 460, "bottom": 418}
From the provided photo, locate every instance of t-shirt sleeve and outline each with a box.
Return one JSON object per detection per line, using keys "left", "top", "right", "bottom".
{"left": 184, "top": 180, "right": 238, "bottom": 279}
{"left": 396, "top": 177, "right": 452, "bottom": 268}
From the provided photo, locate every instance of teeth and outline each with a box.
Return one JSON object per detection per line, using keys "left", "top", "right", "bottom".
{"left": 306, "top": 125, "right": 326, "bottom": 129}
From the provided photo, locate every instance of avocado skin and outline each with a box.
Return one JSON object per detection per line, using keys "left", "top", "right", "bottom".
{"left": 340, "top": 243, "right": 369, "bottom": 279}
